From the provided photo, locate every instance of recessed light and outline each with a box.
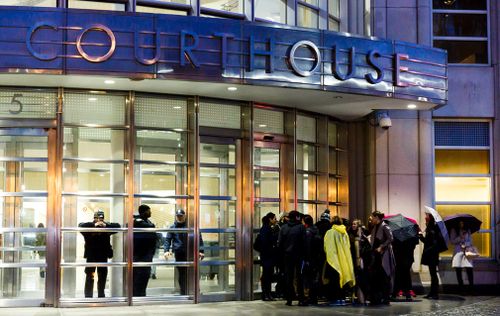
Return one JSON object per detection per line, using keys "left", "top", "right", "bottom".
{"left": 258, "top": 124, "right": 267, "bottom": 128}
{"left": 88, "top": 97, "right": 97, "bottom": 102}
{"left": 173, "top": 106, "right": 182, "bottom": 109}
{"left": 104, "top": 80, "right": 115, "bottom": 84}
{"left": 227, "top": 87, "right": 238, "bottom": 91}
{"left": 407, "top": 104, "right": 417, "bottom": 109}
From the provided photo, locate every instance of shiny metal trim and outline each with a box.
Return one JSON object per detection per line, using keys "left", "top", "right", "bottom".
{"left": 132, "top": 261, "right": 193, "bottom": 267}
{"left": 0, "top": 263, "right": 46, "bottom": 268}
{"left": 0, "top": 157, "right": 48, "bottom": 162}
{"left": 0, "top": 246, "right": 45, "bottom": 251}
{"left": 126, "top": 90, "right": 135, "bottom": 306}
{"left": 0, "top": 192, "right": 48, "bottom": 197}
{"left": 0, "top": 228, "right": 47, "bottom": 233}
{"left": 200, "top": 228, "right": 237, "bottom": 233}
{"left": 200, "top": 163, "right": 236, "bottom": 169}
{"left": 0, "top": 119, "right": 57, "bottom": 128}
{"left": 0, "top": 299, "right": 45, "bottom": 307}
{"left": 133, "top": 194, "right": 192, "bottom": 199}
{"left": 61, "top": 192, "right": 128, "bottom": 197}
{"left": 60, "top": 262, "right": 127, "bottom": 267}
{"left": 63, "top": 157, "right": 129, "bottom": 163}
{"left": 63, "top": 124, "right": 130, "bottom": 129}
{"left": 134, "top": 159, "right": 189, "bottom": 166}
{"left": 60, "top": 227, "right": 127, "bottom": 233}
{"left": 76, "top": 24, "right": 116, "bottom": 63}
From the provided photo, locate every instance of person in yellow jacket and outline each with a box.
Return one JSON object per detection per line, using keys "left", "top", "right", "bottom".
{"left": 324, "top": 216, "right": 355, "bottom": 306}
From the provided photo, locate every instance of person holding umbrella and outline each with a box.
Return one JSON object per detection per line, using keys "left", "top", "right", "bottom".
{"left": 445, "top": 214, "right": 482, "bottom": 295}
{"left": 419, "top": 208, "right": 446, "bottom": 300}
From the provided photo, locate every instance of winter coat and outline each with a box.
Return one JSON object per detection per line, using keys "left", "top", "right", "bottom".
{"left": 79, "top": 221, "right": 120, "bottom": 261}
{"left": 133, "top": 215, "right": 157, "bottom": 262}
{"left": 304, "top": 225, "right": 322, "bottom": 265}
{"left": 324, "top": 224, "right": 355, "bottom": 287}
{"left": 420, "top": 222, "right": 440, "bottom": 267}
{"left": 258, "top": 223, "right": 277, "bottom": 267}
{"left": 370, "top": 222, "right": 396, "bottom": 279}
{"left": 278, "top": 220, "right": 305, "bottom": 260}
{"left": 164, "top": 221, "right": 204, "bottom": 254}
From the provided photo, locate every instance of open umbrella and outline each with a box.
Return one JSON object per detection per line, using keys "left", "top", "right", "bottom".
{"left": 383, "top": 214, "right": 420, "bottom": 242}
{"left": 424, "top": 206, "right": 449, "bottom": 250}
{"left": 444, "top": 214, "right": 482, "bottom": 234}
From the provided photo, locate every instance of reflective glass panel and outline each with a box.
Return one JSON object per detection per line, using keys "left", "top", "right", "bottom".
{"left": 200, "top": 143, "right": 235, "bottom": 165}
{"left": 254, "top": 108, "right": 284, "bottom": 134}
{"left": 297, "top": 143, "right": 316, "bottom": 171}
{"left": 0, "top": 268, "right": 45, "bottom": 299}
{"left": 68, "top": 0, "right": 125, "bottom": 10}
{"left": 255, "top": 0, "right": 286, "bottom": 23}
{"left": 0, "top": 0, "right": 55, "bottom": 6}
{"left": 435, "top": 177, "right": 490, "bottom": 202}
{"left": 433, "top": 13, "right": 487, "bottom": 37}
{"left": 254, "top": 203, "right": 280, "bottom": 227}
{"left": 199, "top": 101, "right": 241, "bottom": 129}
{"left": 297, "top": 173, "right": 316, "bottom": 201}
{"left": 63, "top": 161, "right": 126, "bottom": 193}
{"left": 0, "top": 90, "right": 57, "bottom": 119}
{"left": 328, "top": 176, "right": 338, "bottom": 202}
{"left": 136, "top": 130, "right": 187, "bottom": 162}
{"left": 435, "top": 149, "right": 489, "bottom": 174}
{"left": 328, "top": 122, "right": 337, "bottom": 147}
{"left": 199, "top": 263, "right": 235, "bottom": 294}
{"left": 297, "top": 203, "right": 316, "bottom": 215}
{"left": 328, "top": 0, "right": 340, "bottom": 17}
{"left": 135, "top": 96, "right": 187, "bottom": 130}
{"left": 329, "top": 18, "right": 340, "bottom": 31}
{"left": 436, "top": 204, "right": 491, "bottom": 230}
{"left": 201, "top": 0, "right": 243, "bottom": 14}
{"left": 433, "top": 40, "right": 488, "bottom": 64}
{"left": 254, "top": 147, "right": 279, "bottom": 168}
{"left": 0, "top": 197, "right": 47, "bottom": 229}
{"left": 254, "top": 170, "right": 279, "bottom": 199}
{"left": 63, "top": 128, "right": 126, "bottom": 160}
{"left": 60, "top": 266, "right": 127, "bottom": 299}
{"left": 144, "top": 265, "right": 194, "bottom": 297}
{"left": 433, "top": 0, "right": 487, "bottom": 10}
{"left": 136, "top": 6, "right": 188, "bottom": 15}
{"left": 329, "top": 148, "right": 337, "bottom": 174}
{"left": 64, "top": 93, "right": 126, "bottom": 125}
{"left": 298, "top": 4, "right": 319, "bottom": 28}
{"left": 62, "top": 196, "right": 127, "bottom": 227}
{"left": 297, "top": 115, "right": 316, "bottom": 142}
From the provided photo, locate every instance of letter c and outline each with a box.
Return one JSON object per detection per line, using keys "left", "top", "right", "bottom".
{"left": 27, "top": 22, "right": 58, "bottom": 61}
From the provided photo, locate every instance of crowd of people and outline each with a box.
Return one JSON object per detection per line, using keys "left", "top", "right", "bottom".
{"left": 255, "top": 208, "right": 466, "bottom": 306}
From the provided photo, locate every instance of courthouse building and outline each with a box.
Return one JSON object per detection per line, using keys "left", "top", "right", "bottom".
{"left": 0, "top": 0, "right": 496, "bottom": 307}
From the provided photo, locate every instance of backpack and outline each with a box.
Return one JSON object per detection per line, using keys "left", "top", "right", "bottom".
{"left": 253, "top": 233, "right": 262, "bottom": 252}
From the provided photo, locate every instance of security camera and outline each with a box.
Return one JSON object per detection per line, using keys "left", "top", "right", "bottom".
{"left": 379, "top": 116, "right": 392, "bottom": 129}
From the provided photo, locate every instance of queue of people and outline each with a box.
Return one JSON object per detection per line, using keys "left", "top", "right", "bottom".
{"left": 254, "top": 208, "right": 469, "bottom": 307}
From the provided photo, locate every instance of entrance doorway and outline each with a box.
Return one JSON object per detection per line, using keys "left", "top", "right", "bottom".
{"left": 0, "top": 128, "right": 53, "bottom": 306}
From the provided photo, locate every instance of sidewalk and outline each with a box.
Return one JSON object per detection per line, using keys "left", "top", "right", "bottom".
{"left": 0, "top": 295, "right": 499, "bottom": 316}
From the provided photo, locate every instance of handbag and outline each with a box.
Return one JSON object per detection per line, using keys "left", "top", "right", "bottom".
{"left": 464, "top": 246, "right": 479, "bottom": 259}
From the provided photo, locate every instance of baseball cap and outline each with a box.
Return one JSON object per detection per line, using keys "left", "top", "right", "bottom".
{"left": 175, "top": 209, "right": 186, "bottom": 216}
{"left": 94, "top": 210, "right": 105, "bottom": 219}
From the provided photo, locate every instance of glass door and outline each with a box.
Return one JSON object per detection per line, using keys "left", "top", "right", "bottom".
{"left": 252, "top": 142, "right": 280, "bottom": 295}
{"left": 0, "top": 128, "right": 49, "bottom": 306}
{"left": 198, "top": 138, "right": 238, "bottom": 301}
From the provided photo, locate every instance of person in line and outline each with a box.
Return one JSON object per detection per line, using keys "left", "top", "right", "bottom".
{"left": 255, "top": 213, "right": 278, "bottom": 301}
{"left": 164, "top": 209, "right": 204, "bottom": 295}
{"left": 392, "top": 234, "right": 419, "bottom": 301}
{"left": 274, "top": 211, "right": 289, "bottom": 298}
{"left": 133, "top": 204, "right": 157, "bottom": 297}
{"left": 347, "top": 219, "right": 370, "bottom": 304}
{"left": 450, "top": 221, "right": 474, "bottom": 294}
{"left": 419, "top": 211, "right": 441, "bottom": 299}
{"left": 315, "top": 209, "right": 332, "bottom": 298}
{"left": 35, "top": 223, "right": 46, "bottom": 278}
{"left": 278, "top": 210, "right": 306, "bottom": 306}
{"left": 79, "top": 210, "right": 120, "bottom": 298}
{"left": 323, "top": 216, "right": 355, "bottom": 306}
{"left": 368, "top": 211, "right": 395, "bottom": 306}
{"left": 302, "top": 214, "right": 321, "bottom": 305}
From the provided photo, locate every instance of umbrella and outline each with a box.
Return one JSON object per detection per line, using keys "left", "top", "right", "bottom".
{"left": 424, "top": 206, "right": 449, "bottom": 249}
{"left": 383, "top": 214, "right": 420, "bottom": 242}
{"left": 444, "top": 214, "right": 482, "bottom": 234}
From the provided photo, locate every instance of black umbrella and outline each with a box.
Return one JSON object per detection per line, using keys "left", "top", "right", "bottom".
{"left": 383, "top": 214, "right": 420, "bottom": 242}
{"left": 444, "top": 213, "right": 482, "bottom": 234}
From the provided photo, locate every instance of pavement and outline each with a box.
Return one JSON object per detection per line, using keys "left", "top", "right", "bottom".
{"left": 0, "top": 295, "right": 499, "bottom": 316}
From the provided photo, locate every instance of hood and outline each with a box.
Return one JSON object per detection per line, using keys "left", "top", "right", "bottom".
{"left": 331, "top": 224, "right": 347, "bottom": 234}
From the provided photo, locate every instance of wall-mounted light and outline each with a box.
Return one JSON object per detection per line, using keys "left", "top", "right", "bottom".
{"left": 104, "top": 80, "right": 115, "bottom": 84}
{"left": 407, "top": 104, "right": 417, "bottom": 109}
{"left": 376, "top": 111, "right": 392, "bottom": 129}
{"left": 227, "top": 86, "right": 237, "bottom": 91}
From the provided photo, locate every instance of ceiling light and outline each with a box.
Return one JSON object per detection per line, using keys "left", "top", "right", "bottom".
{"left": 88, "top": 97, "right": 97, "bottom": 102}
{"left": 227, "top": 87, "right": 238, "bottom": 91}
{"left": 104, "top": 80, "right": 115, "bottom": 84}
{"left": 258, "top": 124, "right": 267, "bottom": 128}
{"left": 407, "top": 104, "right": 417, "bottom": 109}
{"left": 173, "top": 106, "right": 182, "bottom": 109}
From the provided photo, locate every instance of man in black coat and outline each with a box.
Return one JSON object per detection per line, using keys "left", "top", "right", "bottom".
{"left": 133, "top": 204, "right": 157, "bottom": 296}
{"left": 79, "top": 210, "right": 120, "bottom": 298}
{"left": 164, "top": 209, "right": 204, "bottom": 295}
{"left": 278, "top": 210, "right": 306, "bottom": 306}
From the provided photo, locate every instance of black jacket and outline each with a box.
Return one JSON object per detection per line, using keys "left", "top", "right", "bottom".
{"left": 164, "top": 221, "right": 204, "bottom": 254}
{"left": 133, "top": 215, "right": 157, "bottom": 262}
{"left": 79, "top": 221, "right": 121, "bottom": 261}
{"left": 304, "top": 225, "right": 321, "bottom": 265}
{"left": 420, "top": 222, "right": 440, "bottom": 266}
{"left": 259, "top": 223, "right": 277, "bottom": 266}
{"left": 278, "top": 220, "right": 305, "bottom": 260}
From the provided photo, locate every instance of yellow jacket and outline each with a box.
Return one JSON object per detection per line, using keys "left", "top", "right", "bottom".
{"left": 324, "top": 224, "right": 355, "bottom": 287}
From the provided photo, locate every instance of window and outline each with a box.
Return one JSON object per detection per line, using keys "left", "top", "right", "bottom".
{"left": 135, "top": 0, "right": 190, "bottom": 15}
{"left": 328, "top": 0, "right": 340, "bottom": 31}
{"left": 298, "top": 1, "right": 319, "bottom": 29}
{"left": 296, "top": 115, "right": 318, "bottom": 215}
{"left": 0, "top": 0, "right": 55, "bottom": 7}
{"left": 255, "top": 0, "right": 286, "bottom": 24}
{"left": 434, "top": 121, "right": 492, "bottom": 258}
{"left": 432, "top": 0, "right": 489, "bottom": 64}
{"left": 68, "top": 0, "right": 125, "bottom": 11}
{"left": 201, "top": 0, "right": 243, "bottom": 14}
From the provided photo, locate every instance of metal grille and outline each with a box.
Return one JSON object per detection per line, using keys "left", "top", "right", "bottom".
{"left": 64, "top": 93, "right": 126, "bottom": 125}
{"left": 199, "top": 100, "right": 241, "bottom": 129}
{"left": 435, "top": 122, "right": 489, "bottom": 147}
{"left": 135, "top": 96, "right": 187, "bottom": 129}
{"left": 0, "top": 90, "right": 57, "bottom": 119}
{"left": 297, "top": 115, "right": 316, "bottom": 142}
{"left": 254, "top": 108, "right": 284, "bottom": 134}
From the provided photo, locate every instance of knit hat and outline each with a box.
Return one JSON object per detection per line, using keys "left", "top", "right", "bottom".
{"left": 320, "top": 209, "right": 331, "bottom": 221}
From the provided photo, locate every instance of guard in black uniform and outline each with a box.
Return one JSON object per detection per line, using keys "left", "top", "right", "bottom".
{"left": 79, "top": 210, "right": 120, "bottom": 298}
{"left": 133, "top": 204, "right": 157, "bottom": 296}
